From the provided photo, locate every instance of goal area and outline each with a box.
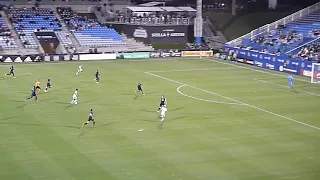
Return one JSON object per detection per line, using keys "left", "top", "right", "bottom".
{"left": 311, "top": 63, "right": 320, "bottom": 83}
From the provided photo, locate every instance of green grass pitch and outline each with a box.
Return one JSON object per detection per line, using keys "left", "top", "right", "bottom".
{"left": 0, "top": 58, "right": 319, "bottom": 180}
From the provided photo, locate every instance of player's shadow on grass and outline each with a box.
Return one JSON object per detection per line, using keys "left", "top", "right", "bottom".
{"left": 0, "top": 116, "right": 20, "bottom": 122}
{"left": 171, "top": 116, "right": 186, "bottom": 121}
{"left": 16, "top": 103, "right": 27, "bottom": 108}
{"left": 170, "top": 107, "right": 184, "bottom": 112}
{"left": 77, "top": 122, "right": 117, "bottom": 138}
{"left": 65, "top": 125, "right": 81, "bottom": 129}
{"left": 8, "top": 99, "right": 26, "bottom": 103}
{"left": 140, "top": 109, "right": 155, "bottom": 113}
{"left": 65, "top": 104, "right": 73, "bottom": 110}
{"left": 157, "top": 122, "right": 164, "bottom": 130}
{"left": 292, "top": 89, "right": 299, "bottom": 94}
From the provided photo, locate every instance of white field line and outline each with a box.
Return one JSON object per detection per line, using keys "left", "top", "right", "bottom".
{"left": 145, "top": 72, "right": 245, "bottom": 104}
{"left": 204, "top": 58, "right": 311, "bottom": 83}
{"left": 177, "top": 84, "right": 244, "bottom": 105}
{"left": 145, "top": 71, "right": 320, "bottom": 131}
{"left": 257, "top": 79, "right": 320, "bottom": 97}
{"left": 148, "top": 67, "right": 236, "bottom": 73}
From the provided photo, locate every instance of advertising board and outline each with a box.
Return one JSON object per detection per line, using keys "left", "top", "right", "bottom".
{"left": 116, "top": 52, "right": 150, "bottom": 59}
{"left": 150, "top": 50, "right": 181, "bottom": 58}
{"left": 110, "top": 24, "right": 190, "bottom": 45}
{"left": 225, "top": 46, "right": 313, "bottom": 76}
{"left": 79, "top": 53, "right": 116, "bottom": 61}
{"left": 181, "top": 50, "right": 213, "bottom": 57}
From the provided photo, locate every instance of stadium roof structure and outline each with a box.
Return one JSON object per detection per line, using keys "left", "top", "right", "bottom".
{"left": 139, "top": 1, "right": 165, "bottom": 7}
{"left": 177, "top": 6, "right": 197, "bottom": 12}
{"left": 126, "top": 6, "right": 165, "bottom": 12}
{"left": 160, "top": 6, "right": 184, "bottom": 12}
{"left": 126, "top": 6, "right": 196, "bottom": 12}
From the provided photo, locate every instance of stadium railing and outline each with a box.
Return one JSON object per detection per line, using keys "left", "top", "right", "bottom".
{"left": 226, "top": 2, "right": 320, "bottom": 47}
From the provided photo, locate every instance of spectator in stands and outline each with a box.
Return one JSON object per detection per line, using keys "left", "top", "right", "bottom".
{"left": 294, "top": 42, "right": 320, "bottom": 61}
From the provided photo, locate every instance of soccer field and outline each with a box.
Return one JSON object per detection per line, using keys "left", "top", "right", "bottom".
{"left": 0, "top": 58, "right": 319, "bottom": 180}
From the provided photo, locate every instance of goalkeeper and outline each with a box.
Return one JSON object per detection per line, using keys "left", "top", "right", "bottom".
{"left": 288, "top": 75, "right": 294, "bottom": 90}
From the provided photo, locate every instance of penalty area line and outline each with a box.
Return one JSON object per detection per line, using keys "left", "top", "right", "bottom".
{"left": 203, "top": 58, "right": 311, "bottom": 83}
{"left": 257, "top": 79, "right": 320, "bottom": 97}
{"left": 145, "top": 71, "right": 320, "bottom": 131}
{"left": 177, "top": 84, "right": 244, "bottom": 105}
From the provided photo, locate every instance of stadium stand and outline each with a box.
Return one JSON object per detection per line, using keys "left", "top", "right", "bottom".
{"left": 6, "top": 7, "right": 72, "bottom": 50}
{"left": 0, "top": 15, "right": 18, "bottom": 50}
{"left": 110, "top": 6, "right": 194, "bottom": 25}
{"left": 57, "top": 7, "right": 125, "bottom": 48}
{"left": 233, "top": 9, "right": 320, "bottom": 61}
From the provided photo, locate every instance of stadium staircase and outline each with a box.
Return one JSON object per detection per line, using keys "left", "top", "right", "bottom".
{"left": 121, "top": 34, "right": 154, "bottom": 51}
{"left": 226, "top": 2, "right": 320, "bottom": 58}
{"left": 203, "top": 18, "right": 227, "bottom": 49}
{"left": 53, "top": 10, "right": 82, "bottom": 52}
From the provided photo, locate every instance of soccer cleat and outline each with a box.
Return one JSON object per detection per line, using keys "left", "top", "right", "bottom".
{"left": 44, "top": 90, "right": 47, "bottom": 93}
{"left": 13, "top": 77, "right": 16, "bottom": 78}
{"left": 5, "top": 74, "right": 7, "bottom": 76}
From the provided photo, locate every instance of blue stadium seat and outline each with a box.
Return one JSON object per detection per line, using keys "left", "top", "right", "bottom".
{"left": 57, "top": 7, "right": 124, "bottom": 47}
{"left": 240, "top": 10, "right": 320, "bottom": 60}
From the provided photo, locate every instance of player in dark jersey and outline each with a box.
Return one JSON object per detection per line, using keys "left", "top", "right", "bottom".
{"left": 26, "top": 86, "right": 38, "bottom": 102}
{"left": 95, "top": 70, "right": 100, "bottom": 83}
{"left": 135, "top": 82, "right": 145, "bottom": 95}
{"left": 157, "top": 95, "right": 167, "bottom": 112}
{"left": 82, "top": 109, "right": 96, "bottom": 128}
{"left": 44, "top": 78, "right": 52, "bottom": 92}
{"left": 5, "top": 65, "right": 15, "bottom": 78}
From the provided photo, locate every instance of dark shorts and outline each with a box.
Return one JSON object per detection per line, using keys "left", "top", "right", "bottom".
{"left": 160, "top": 101, "right": 165, "bottom": 107}
{"left": 36, "top": 86, "right": 41, "bottom": 89}
{"left": 88, "top": 116, "right": 94, "bottom": 121}
{"left": 32, "top": 92, "right": 36, "bottom": 96}
{"left": 138, "top": 86, "right": 142, "bottom": 91}
{"left": 46, "top": 83, "right": 51, "bottom": 87}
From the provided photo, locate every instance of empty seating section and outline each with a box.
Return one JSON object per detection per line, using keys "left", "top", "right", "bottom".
{"left": 241, "top": 10, "right": 320, "bottom": 61}
{"left": 6, "top": 8, "right": 71, "bottom": 49}
{"left": 57, "top": 7, "right": 124, "bottom": 47}
{"left": 55, "top": 31, "right": 72, "bottom": 46}
{"left": 0, "top": 16, "right": 18, "bottom": 49}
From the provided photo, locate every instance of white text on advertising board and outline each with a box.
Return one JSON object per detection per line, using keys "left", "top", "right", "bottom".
{"left": 133, "top": 28, "right": 148, "bottom": 38}
{"left": 151, "top": 32, "right": 185, "bottom": 37}
{"left": 181, "top": 51, "right": 213, "bottom": 57}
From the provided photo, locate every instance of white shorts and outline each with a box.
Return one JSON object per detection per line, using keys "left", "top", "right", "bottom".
{"left": 160, "top": 113, "right": 166, "bottom": 118}
{"left": 73, "top": 95, "right": 77, "bottom": 100}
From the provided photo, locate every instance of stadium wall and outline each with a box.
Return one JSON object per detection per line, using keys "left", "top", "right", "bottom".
{"left": 108, "top": 24, "right": 194, "bottom": 44}
{"left": 0, "top": 50, "right": 214, "bottom": 63}
{"left": 224, "top": 46, "right": 317, "bottom": 78}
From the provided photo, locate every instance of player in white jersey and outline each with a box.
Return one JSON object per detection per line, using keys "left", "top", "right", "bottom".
{"left": 71, "top": 88, "right": 78, "bottom": 105}
{"left": 76, "top": 65, "right": 83, "bottom": 75}
{"left": 159, "top": 105, "right": 167, "bottom": 122}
